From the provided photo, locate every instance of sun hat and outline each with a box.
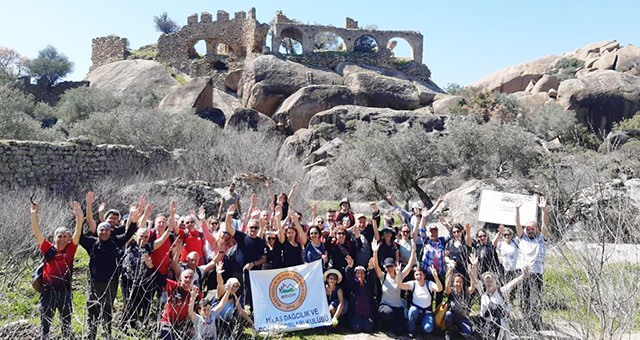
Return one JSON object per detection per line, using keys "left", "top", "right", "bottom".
{"left": 323, "top": 269, "right": 343, "bottom": 283}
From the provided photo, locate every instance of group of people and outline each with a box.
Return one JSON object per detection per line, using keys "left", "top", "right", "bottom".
{"left": 31, "top": 182, "right": 550, "bottom": 340}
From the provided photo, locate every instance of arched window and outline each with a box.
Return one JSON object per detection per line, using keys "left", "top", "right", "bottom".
{"left": 387, "top": 37, "right": 413, "bottom": 61}
{"left": 313, "top": 31, "right": 346, "bottom": 52}
{"left": 278, "top": 27, "right": 304, "bottom": 55}
{"left": 354, "top": 35, "right": 379, "bottom": 53}
{"left": 188, "top": 40, "right": 207, "bottom": 59}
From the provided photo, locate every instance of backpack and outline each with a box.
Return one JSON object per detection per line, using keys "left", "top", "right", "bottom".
{"left": 31, "top": 246, "right": 57, "bottom": 293}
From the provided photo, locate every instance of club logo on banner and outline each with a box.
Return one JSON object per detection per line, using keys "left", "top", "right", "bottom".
{"left": 269, "top": 271, "right": 307, "bottom": 311}
{"left": 250, "top": 260, "right": 332, "bottom": 333}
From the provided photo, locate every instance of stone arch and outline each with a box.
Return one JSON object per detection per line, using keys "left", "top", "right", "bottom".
{"left": 387, "top": 37, "right": 414, "bottom": 61}
{"left": 189, "top": 39, "right": 209, "bottom": 59}
{"left": 313, "top": 31, "right": 346, "bottom": 52}
{"left": 277, "top": 26, "right": 304, "bottom": 55}
{"left": 354, "top": 34, "right": 379, "bottom": 53}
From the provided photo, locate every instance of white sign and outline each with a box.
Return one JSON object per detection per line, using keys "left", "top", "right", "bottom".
{"left": 477, "top": 190, "right": 538, "bottom": 226}
{"left": 250, "top": 260, "right": 332, "bottom": 333}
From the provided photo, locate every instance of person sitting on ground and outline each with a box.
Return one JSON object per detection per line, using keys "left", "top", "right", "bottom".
{"left": 324, "top": 269, "right": 347, "bottom": 328}
{"left": 371, "top": 238, "right": 416, "bottom": 335}
{"left": 398, "top": 265, "right": 443, "bottom": 338}
{"left": 213, "top": 262, "right": 254, "bottom": 338}
{"left": 344, "top": 256, "right": 377, "bottom": 333}
{"left": 30, "top": 200, "right": 83, "bottom": 340}
{"left": 158, "top": 269, "right": 202, "bottom": 339}
{"left": 479, "top": 267, "right": 529, "bottom": 340}
{"left": 443, "top": 253, "right": 479, "bottom": 340}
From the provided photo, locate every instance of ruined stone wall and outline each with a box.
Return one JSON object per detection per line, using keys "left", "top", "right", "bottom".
{"left": 0, "top": 139, "right": 172, "bottom": 191}
{"left": 284, "top": 51, "right": 392, "bottom": 69}
{"left": 20, "top": 77, "right": 89, "bottom": 106}
{"left": 272, "top": 12, "right": 424, "bottom": 64}
{"left": 157, "top": 8, "right": 269, "bottom": 77}
{"left": 91, "top": 35, "right": 129, "bottom": 70}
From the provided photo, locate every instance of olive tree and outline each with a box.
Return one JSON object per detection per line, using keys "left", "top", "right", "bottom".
{"left": 25, "top": 45, "right": 73, "bottom": 86}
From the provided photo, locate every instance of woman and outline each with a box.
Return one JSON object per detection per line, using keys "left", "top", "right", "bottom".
{"left": 377, "top": 226, "right": 399, "bottom": 268}
{"left": 480, "top": 267, "right": 529, "bottom": 340}
{"left": 304, "top": 226, "right": 327, "bottom": 264}
{"left": 278, "top": 216, "right": 307, "bottom": 267}
{"left": 344, "top": 256, "right": 377, "bottom": 333}
{"left": 397, "top": 224, "right": 413, "bottom": 266}
{"left": 263, "top": 230, "right": 283, "bottom": 269}
{"left": 444, "top": 253, "right": 479, "bottom": 339}
{"left": 324, "top": 269, "right": 347, "bottom": 327}
{"left": 372, "top": 238, "right": 415, "bottom": 334}
{"left": 444, "top": 223, "right": 472, "bottom": 280}
{"left": 399, "top": 265, "right": 443, "bottom": 337}
{"left": 494, "top": 224, "right": 520, "bottom": 300}
{"left": 325, "top": 226, "right": 353, "bottom": 276}
{"left": 474, "top": 228, "right": 502, "bottom": 277}
{"left": 30, "top": 200, "right": 83, "bottom": 339}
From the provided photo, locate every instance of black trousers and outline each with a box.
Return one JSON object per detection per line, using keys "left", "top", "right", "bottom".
{"left": 39, "top": 286, "right": 72, "bottom": 339}
{"left": 86, "top": 279, "right": 119, "bottom": 340}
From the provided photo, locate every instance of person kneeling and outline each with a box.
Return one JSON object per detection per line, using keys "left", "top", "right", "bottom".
{"left": 399, "top": 266, "right": 443, "bottom": 338}
{"left": 344, "top": 256, "right": 377, "bottom": 333}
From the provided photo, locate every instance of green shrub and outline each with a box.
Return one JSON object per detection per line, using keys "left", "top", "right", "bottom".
{"left": 55, "top": 87, "right": 120, "bottom": 125}
{"left": 449, "top": 86, "right": 522, "bottom": 123}
{"left": 613, "top": 112, "right": 640, "bottom": 131}
{"left": 0, "top": 83, "right": 35, "bottom": 116}
{"left": 551, "top": 57, "right": 585, "bottom": 81}
{"left": 129, "top": 44, "right": 158, "bottom": 60}
{"left": 518, "top": 103, "right": 600, "bottom": 149}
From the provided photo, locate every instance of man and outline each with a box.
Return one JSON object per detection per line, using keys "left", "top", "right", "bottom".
{"left": 515, "top": 196, "right": 550, "bottom": 331}
{"left": 80, "top": 200, "right": 142, "bottom": 340}
{"left": 86, "top": 191, "right": 124, "bottom": 236}
{"left": 225, "top": 203, "right": 267, "bottom": 309}
{"left": 159, "top": 269, "right": 202, "bottom": 340}
{"left": 334, "top": 198, "right": 355, "bottom": 228}
{"left": 351, "top": 213, "right": 380, "bottom": 267}
{"left": 179, "top": 251, "right": 219, "bottom": 292}
{"left": 420, "top": 224, "right": 449, "bottom": 307}
{"left": 30, "top": 201, "right": 83, "bottom": 339}
{"left": 218, "top": 182, "right": 241, "bottom": 220}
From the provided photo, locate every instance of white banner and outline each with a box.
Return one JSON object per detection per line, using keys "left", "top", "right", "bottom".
{"left": 249, "top": 260, "right": 332, "bottom": 333}
{"left": 477, "top": 190, "right": 538, "bottom": 225}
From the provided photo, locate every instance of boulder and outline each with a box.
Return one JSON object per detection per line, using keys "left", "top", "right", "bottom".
{"left": 413, "top": 81, "right": 439, "bottom": 106}
{"left": 440, "top": 178, "right": 533, "bottom": 232}
{"left": 239, "top": 55, "right": 342, "bottom": 116}
{"left": 335, "top": 62, "right": 408, "bottom": 79}
{"left": 225, "top": 69, "right": 243, "bottom": 92}
{"left": 344, "top": 73, "right": 421, "bottom": 110}
{"left": 433, "top": 95, "right": 463, "bottom": 116}
{"left": 472, "top": 55, "right": 560, "bottom": 93}
{"left": 591, "top": 50, "right": 617, "bottom": 70}
{"left": 159, "top": 77, "right": 209, "bottom": 114}
{"left": 531, "top": 74, "right": 560, "bottom": 93}
{"left": 513, "top": 92, "right": 554, "bottom": 113}
{"left": 563, "top": 40, "right": 620, "bottom": 60}
{"left": 614, "top": 44, "right": 640, "bottom": 72}
{"left": 272, "top": 85, "right": 355, "bottom": 133}
{"left": 309, "top": 105, "right": 445, "bottom": 135}
{"left": 225, "top": 108, "right": 276, "bottom": 132}
{"left": 85, "top": 60, "right": 179, "bottom": 98}
{"left": 303, "top": 137, "right": 344, "bottom": 167}
{"left": 278, "top": 128, "right": 322, "bottom": 164}
{"left": 211, "top": 89, "right": 242, "bottom": 121}
{"left": 558, "top": 70, "right": 640, "bottom": 132}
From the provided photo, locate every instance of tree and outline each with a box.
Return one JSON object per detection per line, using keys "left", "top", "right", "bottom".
{"left": 313, "top": 32, "right": 343, "bottom": 52}
{"left": 25, "top": 45, "right": 73, "bottom": 86}
{"left": 329, "top": 122, "right": 445, "bottom": 208}
{"left": 354, "top": 35, "right": 379, "bottom": 53}
{"left": 154, "top": 12, "right": 179, "bottom": 34}
{"left": 0, "top": 46, "right": 27, "bottom": 77}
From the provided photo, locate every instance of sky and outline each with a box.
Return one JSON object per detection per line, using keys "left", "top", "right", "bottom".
{"left": 1, "top": 0, "right": 638, "bottom": 87}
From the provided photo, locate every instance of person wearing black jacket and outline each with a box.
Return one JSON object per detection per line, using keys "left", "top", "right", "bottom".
{"left": 80, "top": 200, "right": 142, "bottom": 340}
{"left": 344, "top": 255, "right": 378, "bottom": 333}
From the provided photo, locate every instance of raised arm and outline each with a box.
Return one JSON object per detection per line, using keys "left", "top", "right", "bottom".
{"left": 515, "top": 200, "right": 523, "bottom": 237}
{"left": 152, "top": 223, "right": 171, "bottom": 251}
{"left": 401, "top": 240, "right": 417, "bottom": 278}
{"left": 444, "top": 264, "right": 454, "bottom": 294}
{"left": 215, "top": 261, "right": 226, "bottom": 299}
{"left": 371, "top": 239, "right": 383, "bottom": 279}
{"left": 212, "top": 289, "right": 231, "bottom": 315}
{"left": 139, "top": 202, "right": 152, "bottom": 229}
{"left": 464, "top": 223, "right": 472, "bottom": 247}
{"left": 294, "top": 217, "right": 307, "bottom": 245}
{"left": 71, "top": 201, "right": 84, "bottom": 245}
{"left": 287, "top": 182, "right": 297, "bottom": 205}
{"left": 371, "top": 216, "right": 380, "bottom": 242}
{"left": 86, "top": 191, "right": 97, "bottom": 235}
{"left": 225, "top": 204, "right": 237, "bottom": 237}
{"left": 188, "top": 287, "right": 199, "bottom": 321}
{"left": 397, "top": 266, "right": 412, "bottom": 291}
{"left": 97, "top": 202, "right": 106, "bottom": 223}
{"left": 539, "top": 196, "right": 550, "bottom": 239}
{"left": 468, "top": 253, "right": 479, "bottom": 294}
{"left": 503, "top": 266, "right": 529, "bottom": 294}
{"left": 430, "top": 266, "right": 443, "bottom": 293}
{"left": 30, "top": 203, "right": 45, "bottom": 246}
{"left": 493, "top": 224, "right": 504, "bottom": 248}
{"left": 169, "top": 200, "right": 179, "bottom": 234}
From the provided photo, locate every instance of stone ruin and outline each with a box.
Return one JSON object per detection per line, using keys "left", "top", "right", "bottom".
{"left": 90, "top": 8, "right": 426, "bottom": 77}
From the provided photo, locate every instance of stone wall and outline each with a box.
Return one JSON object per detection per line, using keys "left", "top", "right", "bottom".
{"left": 271, "top": 11, "right": 424, "bottom": 63}
{"left": 20, "top": 77, "right": 89, "bottom": 106}
{"left": 0, "top": 139, "right": 172, "bottom": 191}
{"left": 91, "top": 35, "right": 130, "bottom": 71}
{"left": 157, "top": 8, "right": 269, "bottom": 77}
{"left": 283, "top": 50, "right": 392, "bottom": 69}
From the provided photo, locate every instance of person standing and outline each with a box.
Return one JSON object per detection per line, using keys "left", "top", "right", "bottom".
{"left": 31, "top": 200, "right": 83, "bottom": 340}
{"left": 515, "top": 196, "right": 550, "bottom": 331}
{"left": 80, "top": 200, "right": 142, "bottom": 340}
{"left": 218, "top": 182, "right": 241, "bottom": 220}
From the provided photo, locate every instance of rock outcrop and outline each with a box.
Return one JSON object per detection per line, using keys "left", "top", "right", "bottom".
{"left": 471, "top": 55, "right": 560, "bottom": 93}
{"left": 159, "top": 77, "right": 210, "bottom": 114}
{"left": 225, "top": 108, "right": 276, "bottom": 132}
{"left": 85, "top": 60, "right": 180, "bottom": 98}
{"left": 344, "top": 72, "right": 422, "bottom": 110}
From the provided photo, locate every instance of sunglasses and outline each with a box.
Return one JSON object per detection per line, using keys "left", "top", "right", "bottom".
{"left": 267, "top": 237, "right": 276, "bottom": 241}
{"left": 249, "top": 226, "right": 259, "bottom": 230}
{"left": 184, "top": 221, "right": 195, "bottom": 224}
{"left": 309, "top": 232, "right": 319, "bottom": 235}
{"left": 478, "top": 235, "right": 487, "bottom": 238}
{"left": 211, "top": 222, "right": 219, "bottom": 225}
{"left": 336, "top": 232, "right": 346, "bottom": 235}
{"left": 504, "top": 233, "right": 512, "bottom": 237}
{"left": 402, "top": 230, "right": 410, "bottom": 234}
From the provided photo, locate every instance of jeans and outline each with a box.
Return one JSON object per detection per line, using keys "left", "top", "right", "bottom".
{"left": 378, "top": 304, "right": 405, "bottom": 333}
{"left": 408, "top": 305, "right": 434, "bottom": 334}
{"left": 39, "top": 287, "right": 72, "bottom": 339}
{"left": 444, "top": 310, "right": 473, "bottom": 336}
{"left": 350, "top": 314, "right": 374, "bottom": 332}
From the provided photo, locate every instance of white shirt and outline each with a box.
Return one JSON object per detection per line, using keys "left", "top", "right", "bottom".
{"left": 480, "top": 287, "right": 511, "bottom": 319}
{"left": 497, "top": 239, "right": 519, "bottom": 272}
{"left": 516, "top": 233, "right": 545, "bottom": 274}
{"left": 410, "top": 280, "right": 438, "bottom": 309}
{"left": 193, "top": 313, "right": 217, "bottom": 339}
